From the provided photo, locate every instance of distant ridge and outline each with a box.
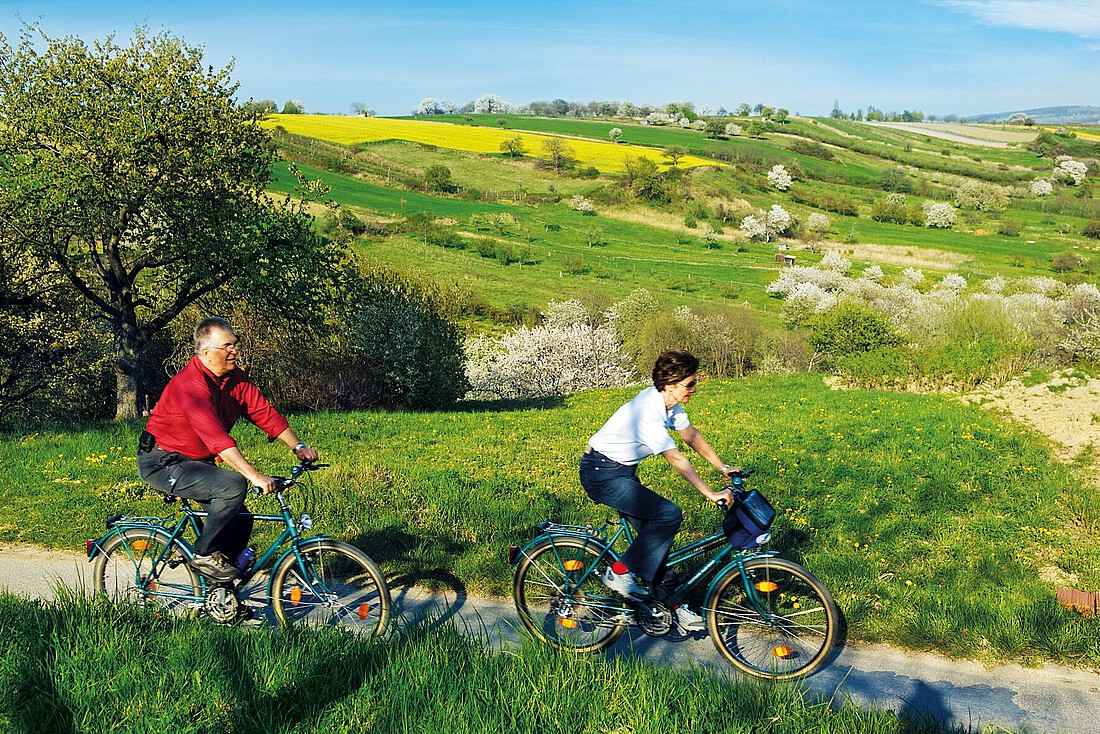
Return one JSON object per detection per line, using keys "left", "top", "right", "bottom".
{"left": 966, "top": 105, "right": 1100, "bottom": 124}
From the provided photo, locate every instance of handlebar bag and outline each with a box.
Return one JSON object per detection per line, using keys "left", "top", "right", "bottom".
{"left": 723, "top": 488, "right": 776, "bottom": 549}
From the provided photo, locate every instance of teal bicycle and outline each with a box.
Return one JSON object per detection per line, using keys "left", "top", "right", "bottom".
{"left": 509, "top": 471, "right": 841, "bottom": 680}
{"left": 87, "top": 460, "right": 392, "bottom": 635}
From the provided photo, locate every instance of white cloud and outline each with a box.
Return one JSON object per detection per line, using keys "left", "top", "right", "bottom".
{"left": 939, "top": 1, "right": 1100, "bottom": 38}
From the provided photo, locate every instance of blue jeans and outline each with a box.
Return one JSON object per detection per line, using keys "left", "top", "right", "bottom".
{"left": 579, "top": 449, "right": 682, "bottom": 584}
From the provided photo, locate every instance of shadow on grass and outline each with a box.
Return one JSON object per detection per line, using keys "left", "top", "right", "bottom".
{"left": 344, "top": 526, "right": 471, "bottom": 632}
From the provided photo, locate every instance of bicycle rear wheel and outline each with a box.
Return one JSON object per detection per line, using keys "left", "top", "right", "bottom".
{"left": 706, "top": 557, "right": 839, "bottom": 680}
{"left": 513, "top": 537, "right": 627, "bottom": 653}
{"left": 92, "top": 527, "right": 201, "bottom": 616}
{"left": 271, "top": 540, "right": 391, "bottom": 636}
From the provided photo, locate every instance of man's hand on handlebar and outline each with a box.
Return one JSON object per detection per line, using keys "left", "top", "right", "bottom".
{"left": 252, "top": 474, "right": 278, "bottom": 494}
{"left": 293, "top": 444, "right": 319, "bottom": 463}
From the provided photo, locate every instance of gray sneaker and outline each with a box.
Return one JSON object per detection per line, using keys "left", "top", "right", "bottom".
{"left": 675, "top": 604, "right": 706, "bottom": 632}
{"left": 601, "top": 566, "right": 649, "bottom": 600}
{"left": 189, "top": 552, "right": 239, "bottom": 582}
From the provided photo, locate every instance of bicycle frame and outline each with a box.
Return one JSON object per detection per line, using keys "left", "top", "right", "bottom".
{"left": 513, "top": 515, "right": 782, "bottom": 619}
{"left": 87, "top": 489, "right": 335, "bottom": 604}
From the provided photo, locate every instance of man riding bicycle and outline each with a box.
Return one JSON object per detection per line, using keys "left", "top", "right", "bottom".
{"left": 137, "top": 317, "right": 318, "bottom": 582}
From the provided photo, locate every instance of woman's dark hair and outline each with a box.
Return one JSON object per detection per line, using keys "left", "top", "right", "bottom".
{"left": 652, "top": 349, "right": 699, "bottom": 390}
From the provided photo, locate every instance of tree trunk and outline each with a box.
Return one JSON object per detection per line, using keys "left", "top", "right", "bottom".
{"left": 114, "top": 333, "right": 143, "bottom": 420}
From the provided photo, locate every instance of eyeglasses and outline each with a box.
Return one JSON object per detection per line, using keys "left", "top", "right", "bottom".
{"left": 207, "top": 342, "right": 241, "bottom": 353}
{"left": 677, "top": 378, "right": 698, "bottom": 389}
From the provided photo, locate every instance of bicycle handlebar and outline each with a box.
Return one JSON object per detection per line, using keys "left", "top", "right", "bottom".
{"left": 251, "top": 459, "right": 329, "bottom": 494}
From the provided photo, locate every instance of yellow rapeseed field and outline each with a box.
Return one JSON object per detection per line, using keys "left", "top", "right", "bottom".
{"left": 264, "top": 114, "right": 718, "bottom": 173}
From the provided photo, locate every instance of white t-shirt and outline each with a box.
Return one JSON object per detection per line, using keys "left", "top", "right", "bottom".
{"left": 588, "top": 386, "right": 691, "bottom": 465}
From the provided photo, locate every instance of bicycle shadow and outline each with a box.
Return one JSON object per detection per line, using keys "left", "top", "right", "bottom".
{"left": 343, "top": 526, "right": 471, "bottom": 633}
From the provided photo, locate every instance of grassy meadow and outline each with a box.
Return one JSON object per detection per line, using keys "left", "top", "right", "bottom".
{"left": 4, "top": 374, "right": 1098, "bottom": 668}
{"left": 0, "top": 594, "right": 970, "bottom": 734}
{"left": 262, "top": 111, "right": 1099, "bottom": 329}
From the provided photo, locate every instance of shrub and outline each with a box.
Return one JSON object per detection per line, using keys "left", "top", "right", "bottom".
{"left": 423, "top": 164, "right": 457, "bottom": 193}
{"left": 954, "top": 180, "right": 1009, "bottom": 212}
{"left": 997, "top": 218, "right": 1021, "bottom": 237}
{"left": 465, "top": 323, "right": 634, "bottom": 399}
{"left": 922, "top": 200, "right": 956, "bottom": 228}
{"left": 767, "top": 164, "right": 792, "bottom": 191}
{"left": 808, "top": 302, "right": 904, "bottom": 358}
{"left": 1083, "top": 218, "right": 1100, "bottom": 240}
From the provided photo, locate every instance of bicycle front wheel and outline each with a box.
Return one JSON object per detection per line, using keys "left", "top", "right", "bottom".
{"left": 271, "top": 540, "right": 391, "bottom": 636}
{"left": 706, "top": 557, "right": 839, "bottom": 680}
{"left": 92, "top": 527, "right": 201, "bottom": 616}
{"left": 513, "top": 537, "right": 627, "bottom": 653}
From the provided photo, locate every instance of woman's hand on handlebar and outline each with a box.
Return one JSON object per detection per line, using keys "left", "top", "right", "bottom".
{"left": 704, "top": 486, "right": 733, "bottom": 505}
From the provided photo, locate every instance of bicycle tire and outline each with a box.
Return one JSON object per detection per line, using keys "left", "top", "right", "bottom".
{"left": 271, "top": 539, "right": 391, "bottom": 636}
{"left": 513, "top": 536, "right": 627, "bottom": 653}
{"left": 705, "top": 557, "right": 839, "bottom": 680}
{"left": 91, "top": 527, "right": 201, "bottom": 616}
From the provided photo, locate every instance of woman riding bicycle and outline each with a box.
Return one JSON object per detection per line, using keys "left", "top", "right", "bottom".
{"left": 579, "top": 349, "right": 734, "bottom": 630}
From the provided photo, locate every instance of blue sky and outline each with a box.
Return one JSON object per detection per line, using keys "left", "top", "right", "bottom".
{"left": 3, "top": 0, "right": 1098, "bottom": 117}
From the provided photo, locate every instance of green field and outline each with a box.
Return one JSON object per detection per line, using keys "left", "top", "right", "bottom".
{"left": 5, "top": 374, "right": 1097, "bottom": 667}
{"left": 267, "top": 112, "right": 1099, "bottom": 323}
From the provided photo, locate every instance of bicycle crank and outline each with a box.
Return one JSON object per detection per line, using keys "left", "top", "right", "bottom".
{"left": 204, "top": 584, "right": 242, "bottom": 624}
{"left": 636, "top": 599, "right": 673, "bottom": 637}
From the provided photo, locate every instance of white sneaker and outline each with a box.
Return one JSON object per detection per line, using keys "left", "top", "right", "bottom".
{"left": 675, "top": 604, "right": 706, "bottom": 632}
{"left": 601, "top": 567, "right": 649, "bottom": 600}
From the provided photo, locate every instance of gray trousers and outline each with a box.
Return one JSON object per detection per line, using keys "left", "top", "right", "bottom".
{"left": 137, "top": 447, "right": 253, "bottom": 559}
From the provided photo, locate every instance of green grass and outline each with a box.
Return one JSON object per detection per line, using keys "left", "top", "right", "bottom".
{"left": 3, "top": 374, "right": 1098, "bottom": 667}
{"left": 0, "top": 594, "right": 972, "bottom": 734}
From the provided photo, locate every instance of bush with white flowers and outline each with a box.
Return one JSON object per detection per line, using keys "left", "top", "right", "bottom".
{"left": 806, "top": 212, "right": 830, "bottom": 234}
{"left": 724, "top": 123, "right": 742, "bottom": 137}
{"left": 922, "top": 201, "right": 956, "bottom": 229}
{"left": 767, "top": 164, "right": 792, "bottom": 191}
{"left": 568, "top": 194, "right": 596, "bottom": 215}
{"left": 464, "top": 322, "right": 635, "bottom": 399}
{"left": 1030, "top": 178, "right": 1054, "bottom": 196}
{"left": 1054, "top": 156, "right": 1088, "bottom": 186}
{"left": 819, "top": 250, "right": 851, "bottom": 273}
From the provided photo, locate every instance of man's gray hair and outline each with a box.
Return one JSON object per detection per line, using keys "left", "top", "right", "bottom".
{"left": 194, "top": 317, "right": 234, "bottom": 354}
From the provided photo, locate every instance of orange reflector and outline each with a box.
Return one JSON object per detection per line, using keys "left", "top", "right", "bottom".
{"left": 358, "top": 603, "right": 371, "bottom": 620}
{"left": 755, "top": 581, "right": 779, "bottom": 593}
{"left": 131, "top": 540, "right": 149, "bottom": 551}
{"left": 559, "top": 618, "right": 578, "bottom": 629}
{"left": 290, "top": 586, "right": 302, "bottom": 605}
{"left": 563, "top": 560, "right": 584, "bottom": 571}
{"left": 772, "top": 646, "right": 793, "bottom": 658}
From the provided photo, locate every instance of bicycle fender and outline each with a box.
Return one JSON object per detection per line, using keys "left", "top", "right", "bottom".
{"left": 702, "top": 551, "right": 782, "bottom": 602}
{"left": 266, "top": 534, "right": 334, "bottom": 598}
{"left": 510, "top": 531, "right": 610, "bottom": 566}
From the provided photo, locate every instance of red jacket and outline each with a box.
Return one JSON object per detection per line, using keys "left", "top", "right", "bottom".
{"left": 145, "top": 356, "right": 289, "bottom": 460}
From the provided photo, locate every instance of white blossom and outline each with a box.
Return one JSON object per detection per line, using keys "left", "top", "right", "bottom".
{"left": 819, "top": 250, "right": 851, "bottom": 273}
{"left": 984, "top": 275, "right": 1006, "bottom": 294}
{"left": 767, "top": 164, "right": 792, "bottom": 191}
{"left": 861, "top": 265, "right": 884, "bottom": 282}
{"left": 1030, "top": 178, "right": 1054, "bottom": 196}
{"left": 922, "top": 200, "right": 956, "bottom": 229}
{"left": 464, "top": 324, "right": 635, "bottom": 399}
{"left": 1055, "top": 156, "right": 1088, "bottom": 185}
{"left": 935, "top": 273, "right": 968, "bottom": 292}
{"left": 568, "top": 195, "right": 596, "bottom": 214}
{"left": 724, "top": 123, "right": 742, "bottom": 137}
{"left": 901, "top": 268, "right": 925, "bottom": 287}
{"left": 806, "top": 212, "right": 830, "bottom": 233}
